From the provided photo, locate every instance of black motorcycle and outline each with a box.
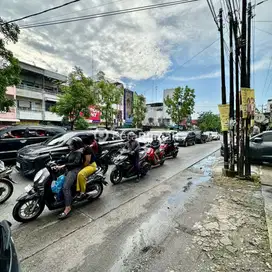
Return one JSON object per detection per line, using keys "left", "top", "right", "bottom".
{"left": 0, "top": 220, "right": 21, "bottom": 272}
{"left": 0, "top": 161, "right": 15, "bottom": 204}
{"left": 96, "top": 150, "right": 110, "bottom": 175}
{"left": 12, "top": 160, "right": 107, "bottom": 223}
{"left": 110, "top": 149, "right": 151, "bottom": 184}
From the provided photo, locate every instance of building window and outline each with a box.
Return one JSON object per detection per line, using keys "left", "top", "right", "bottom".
{"left": 45, "top": 101, "right": 56, "bottom": 111}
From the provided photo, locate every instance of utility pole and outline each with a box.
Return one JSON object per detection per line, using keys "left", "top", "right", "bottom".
{"left": 240, "top": 0, "right": 248, "bottom": 177}
{"left": 219, "top": 8, "right": 229, "bottom": 170}
{"left": 245, "top": 2, "right": 252, "bottom": 177}
{"left": 233, "top": 18, "right": 241, "bottom": 175}
{"left": 229, "top": 12, "right": 235, "bottom": 172}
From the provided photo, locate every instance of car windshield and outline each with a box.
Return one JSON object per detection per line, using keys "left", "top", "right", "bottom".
{"left": 176, "top": 132, "right": 188, "bottom": 136}
{"left": 45, "top": 133, "right": 73, "bottom": 146}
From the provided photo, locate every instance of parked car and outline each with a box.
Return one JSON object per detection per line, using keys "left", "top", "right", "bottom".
{"left": 194, "top": 130, "right": 208, "bottom": 144}
{"left": 210, "top": 131, "right": 220, "bottom": 140}
{"left": 137, "top": 131, "right": 177, "bottom": 145}
{"left": 220, "top": 131, "right": 272, "bottom": 163}
{"left": 203, "top": 131, "right": 213, "bottom": 142}
{"left": 0, "top": 125, "right": 66, "bottom": 163}
{"left": 174, "top": 131, "right": 196, "bottom": 147}
{"left": 16, "top": 130, "right": 125, "bottom": 177}
{"left": 115, "top": 128, "right": 143, "bottom": 140}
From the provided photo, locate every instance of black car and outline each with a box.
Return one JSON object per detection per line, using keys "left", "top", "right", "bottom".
{"left": 0, "top": 220, "right": 21, "bottom": 272}
{"left": 174, "top": 131, "right": 196, "bottom": 147}
{"left": 0, "top": 125, "right": 66, "bottom": 164}
{"left": 194, "top": 130, "right": 208, "bottom": 144}
{"left": 16, "top": 130, "right": 125, "bottom": 177}
{"left": 220, "top": 131, "right": 272, "bottom": 163}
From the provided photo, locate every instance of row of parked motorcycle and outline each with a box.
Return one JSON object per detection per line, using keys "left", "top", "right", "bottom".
{"left": 0, "top": 138, "right": 179, "bottom": 223}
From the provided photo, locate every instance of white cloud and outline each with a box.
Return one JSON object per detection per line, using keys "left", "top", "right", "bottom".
{"left": 169, "top": 70, "right": 221, "bottom": 81}
{"left": 1, "top": 0, "right": 272, "bottom": 81}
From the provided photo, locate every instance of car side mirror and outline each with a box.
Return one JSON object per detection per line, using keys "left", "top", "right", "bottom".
{"left": 253, "top": 137, "right": 263, "bottom": 143}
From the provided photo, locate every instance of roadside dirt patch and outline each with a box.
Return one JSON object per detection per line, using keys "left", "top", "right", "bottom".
{"left": 192, "top": 176, "right": 272, "bottom": 272}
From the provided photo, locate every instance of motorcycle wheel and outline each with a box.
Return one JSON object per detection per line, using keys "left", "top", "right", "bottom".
{"left": 13, "top": 199, "right": 45, "bottom": 223}
{"left": 0, "top": 179, "right": 14, "bottom": 204}
{"left": 172, "top": 152, "right": 178, "bottom": 158}
{"left": 160, "top": 157, "right": 165, "bottom": 165}
{"left": 88, "top": 182, "right": 103, "bottom": 199}
{"left": 101, "top": 164, "right": 108, "bottom": 175}
{"left": 141, "top": 162, "right": 150, "bottom": 177}
{"left": 110, "top": 168, "right": 123, "bottom": 184}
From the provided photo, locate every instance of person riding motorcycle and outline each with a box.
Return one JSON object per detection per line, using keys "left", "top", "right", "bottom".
{"left": 76, "top": 138, "right": 97, "bottom": 200}
{"left": 124, "top": 132, "right": 140, "bottom": 181}
{"left": 55, "top": 137, "right": 84, "bottom": 219}
{"left": 151, "top": 135, "right": 160, "bottom": 163}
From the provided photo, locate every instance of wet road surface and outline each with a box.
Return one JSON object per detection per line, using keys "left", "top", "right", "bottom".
{"left": 0, "top": 141, "right": 220, "bottom": 272}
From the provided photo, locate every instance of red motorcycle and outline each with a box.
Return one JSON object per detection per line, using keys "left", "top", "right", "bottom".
{"left": 160, "top": 140, "right": 179, "bottom": 158}
{"left": 146, "top": 144, "right": 165, "bottom": 166}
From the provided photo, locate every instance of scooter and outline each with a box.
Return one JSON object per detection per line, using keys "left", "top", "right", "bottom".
{"left": 12, "top": 159, "right": 107, "bottom": 223}
{"left": 96, "top": 150, "right": 110, "bottom": 175}
{"left": 146, "top": 144, "right": 165, "bottom": 166}
{"left": 110, "top": 149, "right": 150, "bottom": 184}
{"left": 160, "top": 140, "right": 179, "bottom": 158}
{"left": 0, "top": 161, "right": 15, "bottom": 204}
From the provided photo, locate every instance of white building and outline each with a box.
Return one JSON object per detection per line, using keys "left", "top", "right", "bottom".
{"left": 0, "top": 61, "right": 66, "bottom": 126}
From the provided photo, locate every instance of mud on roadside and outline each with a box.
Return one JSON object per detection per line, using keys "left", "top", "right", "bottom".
{"left": 192, "top": 174, "right": 272, "bottom": 272}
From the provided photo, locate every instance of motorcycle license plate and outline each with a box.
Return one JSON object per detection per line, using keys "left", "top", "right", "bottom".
{"left": 16, "top": 162, "right": 20, "bottom": 168}
{"left": 25, "top": 184, "right": 33, "bottom": 193}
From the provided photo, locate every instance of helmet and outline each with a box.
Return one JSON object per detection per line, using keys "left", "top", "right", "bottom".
{"left": 67, "top": 137, "right": 84, "bottom": 151}
{"left": 127, "top": 132, "right": 136, "bottom": 141}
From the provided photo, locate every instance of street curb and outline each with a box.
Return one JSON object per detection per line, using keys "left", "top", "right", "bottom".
{"left": 260, "top": 168, "right": 272, "bottom": 254}
{"left": 186, "top": 147, "right": 220, "bottom": 169}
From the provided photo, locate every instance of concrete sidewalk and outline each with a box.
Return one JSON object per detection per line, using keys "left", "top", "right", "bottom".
{"left": 260, "top": 166, "right": 272, "bottom": 254}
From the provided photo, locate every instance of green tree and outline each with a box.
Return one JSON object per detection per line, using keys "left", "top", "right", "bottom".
{"left": 96, "top": 72, "right": 123, "bottom": 129}
{"left": 133, "top": 93, "right": 146, "bottom": 128}
{"left": 164, "top": 86, "right": 195, "bottom": 129}
{"left": 197, "top": 111, "right": 221, "bottom": 132}
{"left": 75, "top": 116, "right": 89, "bottom": 130}
{"left": 51, "top": 67, "right": 96, "bottom": 130}
{"left": 0, "top": 18, "right": 21, "bottom": 111}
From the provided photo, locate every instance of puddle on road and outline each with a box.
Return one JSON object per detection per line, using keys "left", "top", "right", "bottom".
{"left": 110, "top": 153, "right": 218, "bottom": 272}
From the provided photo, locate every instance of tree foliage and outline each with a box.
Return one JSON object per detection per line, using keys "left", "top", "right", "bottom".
{"left": 133, "top": 93, "right": 146, "bottom": 128}
{"left": 164, "top": 86, "right": 195, "bottom": 127}
{"left": 96, "top": 72, "right": 123, "bottom": 129}
{"left": 51, "top": 67, "right": 96, "bottom": 130}
{"left": 0, "top": 18, "right": 21, "bottom": 111}
{"left": 197, "top": 111, "right": 221, "bottom": 132}
{"left": 75, "top": 116, "right": 89, "bottom": 130}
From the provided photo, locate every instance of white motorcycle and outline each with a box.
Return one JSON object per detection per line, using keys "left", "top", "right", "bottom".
{"left": 0, "top": 161, "right": 14, "bottom": 204}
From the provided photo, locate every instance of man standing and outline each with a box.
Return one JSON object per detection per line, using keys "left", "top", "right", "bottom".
{"left": 125, "top": 132, "right": 140, "bottom": 181}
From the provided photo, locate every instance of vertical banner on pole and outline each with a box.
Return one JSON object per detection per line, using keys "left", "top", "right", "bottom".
{"left": 218, "top": 104, "right": 230, "bottom": 132}
{"left": 240, "top": 88, "right": 255, "bottom": 119}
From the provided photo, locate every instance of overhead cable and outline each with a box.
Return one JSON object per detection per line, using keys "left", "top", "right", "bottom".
{"left": 1, "top": 0, "right": 80, "bottom": 26}
{"left": 20, "top": 0, "right": 198, "bottom": 29}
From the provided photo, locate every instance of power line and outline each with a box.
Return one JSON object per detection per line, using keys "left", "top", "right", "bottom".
{"left": 20, "top": 0, "right": 198, "bottom": 29}
{"left": 255, "top": 27, "right": 272, "bottom": 36}
{"left": 1, "top": 0, "right": 80, "bottom": 26}
{"left": 262, "top": 56, "right": 272, "bottom": 96}
{"left": 24, "top": 0, "right": 127, "bottom": 26}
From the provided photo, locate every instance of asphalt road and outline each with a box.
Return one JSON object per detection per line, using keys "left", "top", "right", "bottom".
{"left": 0, "top": 141, "right": 220, "bottom": 272}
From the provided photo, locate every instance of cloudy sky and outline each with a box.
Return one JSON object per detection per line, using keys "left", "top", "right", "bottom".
{"left": 1, "top": 0, "right": 272, "bottom": 114}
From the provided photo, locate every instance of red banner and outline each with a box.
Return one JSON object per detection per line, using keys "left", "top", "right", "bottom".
{"left": 88, "top": 106, "right": 101, "bottom": 122}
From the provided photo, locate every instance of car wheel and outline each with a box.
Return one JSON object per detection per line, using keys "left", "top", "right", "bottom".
{"left": 184, "top": 141, "right": 188, "bottom": 147}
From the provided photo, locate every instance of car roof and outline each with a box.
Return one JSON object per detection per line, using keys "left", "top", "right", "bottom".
{"left": 1, "top": 125, "right": 65, "bottom": 132}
